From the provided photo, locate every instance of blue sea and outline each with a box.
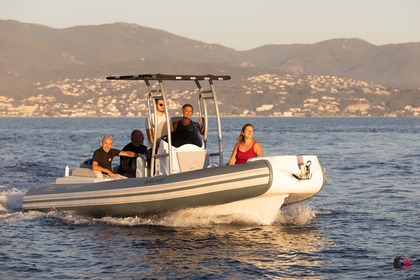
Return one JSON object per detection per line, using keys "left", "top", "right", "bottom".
{"left": 0, "top": 117, "right": 419, "bottom": 279}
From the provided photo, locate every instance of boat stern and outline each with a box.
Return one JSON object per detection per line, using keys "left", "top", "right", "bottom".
{"left": 249, "top": 155, "right": 326, "bottom": 205}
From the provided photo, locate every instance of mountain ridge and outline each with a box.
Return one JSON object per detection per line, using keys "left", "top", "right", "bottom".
{"left": 2, "top": 20, "right": 419, "bottom": 89}
{"left": 1, "top": 20, "right": 420, "bottom": 117}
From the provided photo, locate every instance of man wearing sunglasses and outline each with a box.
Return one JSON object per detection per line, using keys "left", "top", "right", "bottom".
{"left": 145, "top": 98, "right": 167, "bottom": 146}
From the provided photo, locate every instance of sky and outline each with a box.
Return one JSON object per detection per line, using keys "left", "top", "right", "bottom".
{"left": 1, "top": 0, "right": 419, "bottom": 50}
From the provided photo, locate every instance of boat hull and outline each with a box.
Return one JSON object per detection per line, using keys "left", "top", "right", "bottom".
{"left": 23, "top": 156, "right": 326, "bottom": 225}
{"left": 23, "top": 160, "right": 273, "bottom": 218}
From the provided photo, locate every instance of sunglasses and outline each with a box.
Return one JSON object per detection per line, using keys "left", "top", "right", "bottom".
{"left": 158, "top": 103, "right": 164, "bottom": 107}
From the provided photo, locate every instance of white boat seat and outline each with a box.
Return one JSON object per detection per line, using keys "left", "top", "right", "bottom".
{"left": 72, "top": 167, "right": 103, "bottom": 178}
{"left": 176, "top": 150, "right": 207, "bottom": 172}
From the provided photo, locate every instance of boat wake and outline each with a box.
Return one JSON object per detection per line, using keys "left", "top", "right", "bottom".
{"left": 0, "top": 186, "right": 25, "bottom": 213}
{"left": 277, "top": 203, "right": 318, "bottom": 226}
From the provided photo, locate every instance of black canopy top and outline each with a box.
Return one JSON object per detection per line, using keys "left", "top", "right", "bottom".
{"left": 106, "top": 73, "right": 231, "bottom": 81}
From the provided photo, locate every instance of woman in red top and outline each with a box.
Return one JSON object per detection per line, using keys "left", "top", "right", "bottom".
{"left": 228, "top": 123, "right": 263, "bottom": 165}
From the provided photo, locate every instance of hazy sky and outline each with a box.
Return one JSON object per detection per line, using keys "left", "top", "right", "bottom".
{"left": 2, "top": 0, "right": 419, "bottom": 50}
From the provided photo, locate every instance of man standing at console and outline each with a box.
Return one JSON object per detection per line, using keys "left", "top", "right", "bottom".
{"left": 145, "top": 98, "right": 167, "bottom": 146}
{"left": 172, "top": 103, "right": 205, "bottom": 135}
{"left": 171, "top": 104, "right": 205, "bottom": 147}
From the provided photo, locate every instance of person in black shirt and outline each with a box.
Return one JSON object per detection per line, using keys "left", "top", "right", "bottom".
{"left": 92, "top": 136, "right": 136, "bottom": 178}
{"left": 118, "top": 130, "right": 148, "bottom": 177}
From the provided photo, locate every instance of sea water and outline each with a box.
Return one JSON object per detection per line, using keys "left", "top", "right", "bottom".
{"left": 0, "top": 117, "right": 419, "bottom": 279}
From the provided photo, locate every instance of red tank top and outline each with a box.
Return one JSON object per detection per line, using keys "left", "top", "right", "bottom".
{"left": 235, "top": 141, "right": 257, "bottom": 164}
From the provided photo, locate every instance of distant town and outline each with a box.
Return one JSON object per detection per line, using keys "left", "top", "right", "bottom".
{"left": 1, "top": 73, "right": 419, "bottom": 117}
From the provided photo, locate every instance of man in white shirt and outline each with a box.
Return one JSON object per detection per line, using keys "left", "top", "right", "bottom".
{"left": 145, "top": 98, "right": 167, "bottom": 146}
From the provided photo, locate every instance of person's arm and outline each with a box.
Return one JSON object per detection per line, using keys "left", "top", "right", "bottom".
{"left": 119, "top": 150, "right": 136, "bottom": 157}
{"left": 145, "top": 117, "right": 154, "bottom": 144}
{"left": 197, "top": 117, "right": 205, "bottom": 135}
{"left": 254, "top": 141, "right": 264, "bottom": 157}
{"left": 172, "top": 120, "right": 179, "bottom": 131}
{"left": 146, "top": 128, "right": 154, "bottom": 144}
{"left": 227, "top": 143, "right": 239, "bottom": 165}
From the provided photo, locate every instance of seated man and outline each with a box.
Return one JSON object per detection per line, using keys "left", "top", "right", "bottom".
{"left": 118, "top": 130, "right": 148, "bottom": 178}
{"left": 92, "top": 135, "right": 136, "bottom": 179}
{"left": 171, "top": 103, "right": 205, "bottom": 147}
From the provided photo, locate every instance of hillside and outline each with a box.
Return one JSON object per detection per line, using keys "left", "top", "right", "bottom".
{"left": 0, "top": 20, "right": 419, "bottom": 117}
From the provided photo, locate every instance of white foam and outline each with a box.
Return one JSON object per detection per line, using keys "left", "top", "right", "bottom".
{"left": 276, "top": 203, "right": 317, "bottom": 226}
{"left": 0, "top": 187, "right": 25, "bottom": 213}
{"left": 96, "top": 203, "right": 319, "bottom": 228}
{"left": 98, "top": 207, "right": 280, "bottom": 228}
{"left": 81, "top": 207, "right": 275, "bottom": 228}
{"left": 44, "top": 210, "right": 94, "bottom": 225}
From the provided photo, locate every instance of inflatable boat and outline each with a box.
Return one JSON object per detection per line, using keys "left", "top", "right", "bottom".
{"left": 23, "top": 74, "right": 327, "bottom": 225}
